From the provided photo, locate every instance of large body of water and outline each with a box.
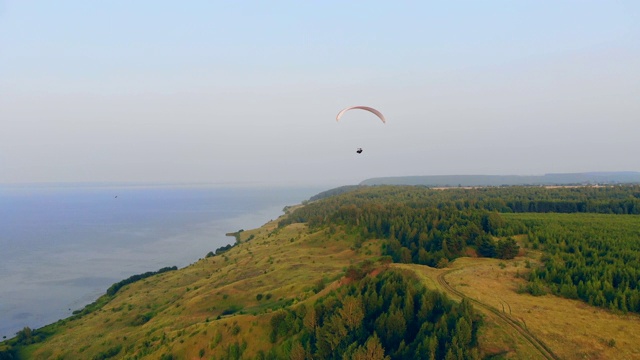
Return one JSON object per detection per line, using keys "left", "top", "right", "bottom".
{"left": 0, "top": 184, "right": 323, "bottom": 339}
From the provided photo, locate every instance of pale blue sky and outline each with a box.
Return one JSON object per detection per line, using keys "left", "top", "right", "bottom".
{"left": 1, "top": 1, "right": 639, "bottom": 185}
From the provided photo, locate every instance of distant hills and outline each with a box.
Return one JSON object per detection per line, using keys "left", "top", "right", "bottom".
{"left": 360, "top": 172, "right": 640, "bottom": 187}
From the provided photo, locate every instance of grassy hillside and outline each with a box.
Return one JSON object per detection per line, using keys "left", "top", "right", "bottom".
{"left": 3, "top": 185, "right": 640, "bottom": 359}
{"left": 2, "top": 215, "right": 384, "bottom": 359}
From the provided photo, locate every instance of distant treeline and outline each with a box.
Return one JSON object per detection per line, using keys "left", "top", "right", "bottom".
{"left": 283, "top": 185, "right": 640, "bottom": 313}
{"left": 293, "top": 185, "right": 640, "bottom": 219}
{"left": 309, "top": 185, "right": 361, "bottom": 202}
{"left": 106, "top": 266, "right": 177, "bottom": 296}
{"left": 283, "top": 185, "right": 640, "bottom": 266}
{"left": 360, "top": 172, "right": 640, "bottom": 187}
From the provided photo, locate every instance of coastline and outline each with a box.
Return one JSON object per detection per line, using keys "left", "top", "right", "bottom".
{"left": 0, "top": 185, "right": 320, "bottom": 339}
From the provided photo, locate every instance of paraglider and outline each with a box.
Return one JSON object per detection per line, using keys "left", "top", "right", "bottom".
{"left": 336, "top": 106, "right": 385, "bottom": 154}
{"left": 335, "top": 106, "right": 386, "bottom": 124}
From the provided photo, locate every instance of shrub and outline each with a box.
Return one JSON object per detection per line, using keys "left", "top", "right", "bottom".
{"left": 231, "top": 324, "right": 241, "bottom": 335}
{"left": 129, "top": 312, "right": 154, "bottom": 326}
{"left": 436, "top": 258, "right": 449, "bottom": 268}
{"left": 92, "top": 344, "right": 122, "bottom": 360}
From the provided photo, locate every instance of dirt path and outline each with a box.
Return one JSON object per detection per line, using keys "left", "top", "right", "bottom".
{"left": 437, "top": 269, "right": 560, "bottom": 360}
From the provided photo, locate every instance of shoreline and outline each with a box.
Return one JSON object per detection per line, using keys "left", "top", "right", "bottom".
{"left": 0, "top": 186, "right": 319, "bottom": 340}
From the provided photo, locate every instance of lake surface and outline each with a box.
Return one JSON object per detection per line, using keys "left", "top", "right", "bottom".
{"left": 0, "top": 184, "right": 323, "bottom": 339}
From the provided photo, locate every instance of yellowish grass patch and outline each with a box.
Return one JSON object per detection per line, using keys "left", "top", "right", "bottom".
{"left": 444, "top": 257, "right": 640, "bottom": 360}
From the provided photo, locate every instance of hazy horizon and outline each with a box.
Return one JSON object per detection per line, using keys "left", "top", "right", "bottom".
{"left": 2, "top": 1, "right": 639, "bottom": 186}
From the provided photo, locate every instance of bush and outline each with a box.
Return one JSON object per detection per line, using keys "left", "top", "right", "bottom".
{"left": 106, "top": 266, "right": 177, "bottom": 296}
{"left": 313, "top": 278, "right": 326, "bottom": 294}
{"left": 221, "top": 305, "right": 243, "bottom": 316}
{"left": 517, "top": 280, "right": 547, "bottom": 296}
{"left": 436, "top": 258, "right": 449, "bottom": 268}
{"left": 606, "top": 338, "right": 616, "bottom": 347}
{"left": 129, "top": 312, "right": 154, "bottom": 326}
{"left": 92, "top": 345, "right": 122, "bottom": 360}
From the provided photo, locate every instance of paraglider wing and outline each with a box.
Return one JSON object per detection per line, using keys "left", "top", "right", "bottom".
{"left": 336, "top": 106, "right": 386, "bottom": 123}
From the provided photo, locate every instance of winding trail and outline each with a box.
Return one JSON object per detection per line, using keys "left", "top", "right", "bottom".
{"left": 437, "top": 269, "right": 560, "bottom": 360}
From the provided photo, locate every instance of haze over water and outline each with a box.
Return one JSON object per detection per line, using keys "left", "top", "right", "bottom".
{"left": 0, "top": 184, "right": 321, "bottom": 339}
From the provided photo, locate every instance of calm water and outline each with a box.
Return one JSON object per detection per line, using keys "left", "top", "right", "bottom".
{"left": 0, "top": 184, "right": 322, "bottom": 339}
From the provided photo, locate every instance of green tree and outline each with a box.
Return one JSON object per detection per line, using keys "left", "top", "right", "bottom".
{"left": 339, "top": 296, "right": 364, "bottom": 330}
{"left": 477, "top": 237, "right": 496, "bottom": 258}
{"left": 496, "top": 237, "right": 519, "bottom": 259}
{"left": 351, "top": 334, "right": 390, "bottom": 360}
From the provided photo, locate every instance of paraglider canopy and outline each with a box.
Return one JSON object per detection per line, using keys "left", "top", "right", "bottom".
{"left": 336, "top": 106, "right": 386, "bottom": 124}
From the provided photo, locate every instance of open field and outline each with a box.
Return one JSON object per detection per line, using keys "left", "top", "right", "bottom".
{"left": 393, "top": 262, "right": 550, "bottom": 360}
{"left": 397, "top": 255, "right": 640, "bottom": 360}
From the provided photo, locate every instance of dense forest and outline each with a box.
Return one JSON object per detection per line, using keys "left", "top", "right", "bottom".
{"left": 509, "top": 213, "right": 640, "bottom": 312}
{"left": 262, "top": 268, "right": 481, "bottom": 360}
{"left": 281, "top": 185, "right": 640, "bottom": 313}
